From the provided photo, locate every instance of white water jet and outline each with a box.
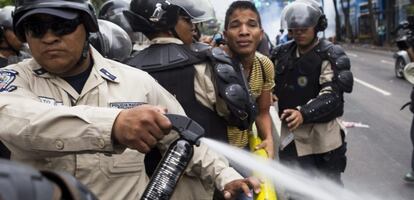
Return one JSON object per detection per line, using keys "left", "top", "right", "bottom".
{"left": 201, "top": 138, "right": 382, "bottom": 200}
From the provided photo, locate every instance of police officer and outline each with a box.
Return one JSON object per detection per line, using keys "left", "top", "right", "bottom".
{"left": 271, "top": 0, "right": 353, "bottom": 184}
{"left": 124, "top": 1, "right": 259, "bottom": 198}
{"left": 124, "top": 0, "right": 256, "bottom": 147}
{"left": 0, "top": 5, "right": 32, "bottom": 160}
{"left": 0, "top": 159, "right": 97, "bottom": 200}
{"left": 403, "top": 65, "right": 414, "bottom": 183}
{"left": 405, "top": 87, "right": 414, "bottom": 183}
{"left": 0, "top": 0, "right": 259, "bottom": 199}
{"left": 0, "top": 5, "right": 30, "bottom": 68}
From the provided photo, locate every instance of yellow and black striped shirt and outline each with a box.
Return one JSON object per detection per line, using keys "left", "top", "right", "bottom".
{"left": 227, "top": 52, "right": 275, "bottom": 148}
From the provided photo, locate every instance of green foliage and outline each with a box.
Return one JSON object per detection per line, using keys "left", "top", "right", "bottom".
{"left": 0, "top": 0, "right": 14, "bottom": 7}
{"left": 91, "top": 0, "right": 106, "bottom": 11}
{"left": 406, "top": 4, "right": 414, "bottom": 16}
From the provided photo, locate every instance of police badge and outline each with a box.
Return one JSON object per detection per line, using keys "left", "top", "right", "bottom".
{"left": 0, "top": 69, "right": 18, "bottom": 92}
{"left": 297, "top": 76, "right": 308, "bottom": 87}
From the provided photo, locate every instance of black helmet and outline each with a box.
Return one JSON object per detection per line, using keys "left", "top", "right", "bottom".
{"left": 124, "top": 0, "right": 215, "bottom": 33}
{"left": 0, "top": 6, "right": 14, "bottom": 30}
{"left": 98, "top": 0, "right": 130, "bottom": 19}
{"left": 13, "top": 0, "right": 98, "bottom": 41}
{"left": 98, "top": 0, "right": 133, "bottom": 33}
{"left": 98, "top": 0, "right": 138, "bottom": 40}
{"left": 0, "top": 159, "right": 97, "bottom": 200}
{"left": 89, "top": 19, "right": 132, "bottom": 62}
{"left": 281, "top": 0, "right": 327, "bottom": 32}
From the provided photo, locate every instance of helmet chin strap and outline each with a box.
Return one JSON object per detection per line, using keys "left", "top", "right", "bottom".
{"left": 75, "top": 37, "right": 90, "bottom": 66}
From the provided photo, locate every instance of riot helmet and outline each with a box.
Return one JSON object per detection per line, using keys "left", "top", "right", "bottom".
{"left": 89, "top": 19, "right": 132, "bottom": 62}
{"left": 280, "top": 0, "right": 327, "bottom": 32}
{"left": 99, "top": 0, "right": 130, "bottom": 19}
{"left": 13, "top": 0, "right": 99, "bottom": 42}
{"left": 0, "top": 6, "right": 27, "bottom": 56}
{"left": 125, "top": 0, "right": 215, "bottom": 34}
{"left": 0, "top": 159, "right": 98, "bottom": 200}
{"left": 98, "top": 0, "right": 139, "bottom": 40}
{"left": 0, "top": 6, "right": 14, "bottom": 43}
{"left": 0, "top": 6, "right": 14, "bottom": 30}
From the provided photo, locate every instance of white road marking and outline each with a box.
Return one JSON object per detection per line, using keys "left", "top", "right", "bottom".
{"left": 341, "top": 121, "right": 370, "bottom": 128}
{"left": 381, "top": 60, "right": 394, "bottom": 65}
{"left": 355, "top": 78, "right": 392, "bottom": 96}
{"left": 347, "top": 53, "right": 358, "bottom": 58}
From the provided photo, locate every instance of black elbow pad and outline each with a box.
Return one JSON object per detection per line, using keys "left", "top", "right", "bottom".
{"left": 337, "top": 70, "right": 354, "bottom": 93}
{"left": 300, "top": 93, "right": 344, "bottom": 123}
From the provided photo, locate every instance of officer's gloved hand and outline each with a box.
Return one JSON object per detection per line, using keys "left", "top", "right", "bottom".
{"left": 410, "top": 87, "right": 414, "bottom": 113}
{"left": 112, "top": 105, "right": 172, "bottom": 153}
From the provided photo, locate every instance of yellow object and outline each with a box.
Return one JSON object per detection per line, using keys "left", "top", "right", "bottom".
{"left": 249, "top": 123, "right": 278, "bottom": 200}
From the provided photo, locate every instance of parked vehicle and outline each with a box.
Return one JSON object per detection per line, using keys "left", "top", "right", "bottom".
{"left": 394, "top": 16, "right": 414, "bottom": 79}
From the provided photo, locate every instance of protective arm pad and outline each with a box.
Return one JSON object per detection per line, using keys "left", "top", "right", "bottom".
{"left": 336, "top": 70, "right": 354, "bottom": 93}
{"left": 211, "top": 47, "right": 233, "bottom": 65}
{"left": 327, "top": 44, "right": 353, "bottom": 93}
{"left": 300, "top": 92, "right": 344, "bottom": 124}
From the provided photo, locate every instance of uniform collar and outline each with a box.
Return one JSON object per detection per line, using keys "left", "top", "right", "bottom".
{"left": 150, "top": 37, "right": 184, "bottom": 45}
{"left": 30, "top": 46, "right": 120, "bottom": 83}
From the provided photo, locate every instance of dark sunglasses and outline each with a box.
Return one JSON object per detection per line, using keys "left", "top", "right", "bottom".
{"left": 23, "top": 18, "right": 81, "bottom": 38}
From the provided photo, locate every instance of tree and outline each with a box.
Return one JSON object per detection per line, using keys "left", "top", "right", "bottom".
{"left": 367, "top": 0, "right": 378, "bottom": 45}
{"left": 91, "top": 0, "right": 106, "bottom": 11}
{"left": 340, "top": 0, "right": 354, "bottom": 43}
{"left": 0, "top": 0, "right": 14, "bottom": 7}
{"left": 385, "top": 0, "right": 396, "bottom": 45}
{"left": 333, "top": 0, "right": 341, "bottom": 41}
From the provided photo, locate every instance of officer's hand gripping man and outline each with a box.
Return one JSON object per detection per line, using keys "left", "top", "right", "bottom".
{"left": 271, "top": 0, "right": 353, "bottom": 184}
{"left": 0, "top": 0, "right": 260, "bottom": 199}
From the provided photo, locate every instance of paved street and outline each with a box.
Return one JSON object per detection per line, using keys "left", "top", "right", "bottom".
{"left": 341, "top": 46, "right": 414, "bottom": 200}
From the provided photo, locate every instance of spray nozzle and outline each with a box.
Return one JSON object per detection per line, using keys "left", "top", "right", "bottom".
{"left": 165, "top": 114, "right": 205, "bottom": 146}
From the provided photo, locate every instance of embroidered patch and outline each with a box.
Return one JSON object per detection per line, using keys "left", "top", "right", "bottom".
{"left": 297, "top": 76, "right": 308, "bottom": 87}
{"left": 0, "top": 69, "right": 18, "bottom": 92}
{"left": 39, "top": 96, "right": 63, "bottom": 106}
{"left": 99, "top": 68, "right": 117, "bottom": 81}
{"left": 109, "top": 102, "right": 146, "bottom": 109}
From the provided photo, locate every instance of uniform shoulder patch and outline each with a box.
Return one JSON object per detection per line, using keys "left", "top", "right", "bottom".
{"left": 99, "top": 68, "right": 117, "bottom": 81}
{"left": 0, "top": 69, "right": 18, "bottom": 92}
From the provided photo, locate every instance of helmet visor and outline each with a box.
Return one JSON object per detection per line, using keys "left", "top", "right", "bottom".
{"left": 168, "top": 0, "right": 215, "bottom": 23}
{"left": 96, "top": 20, "right": 132, "bottom": 61}
{"left": 281, "top": 1, "right": 322, "bottom": 29}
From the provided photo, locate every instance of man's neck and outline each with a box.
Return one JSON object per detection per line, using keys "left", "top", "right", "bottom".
{"left": 297, "top": 38, "right": 319, "bottom": 54}
{"left": 239, "top": 53, "right": 255, "bottom": 70}
{"left": 223, "top": 45, "right": 255, "bottom": 70}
